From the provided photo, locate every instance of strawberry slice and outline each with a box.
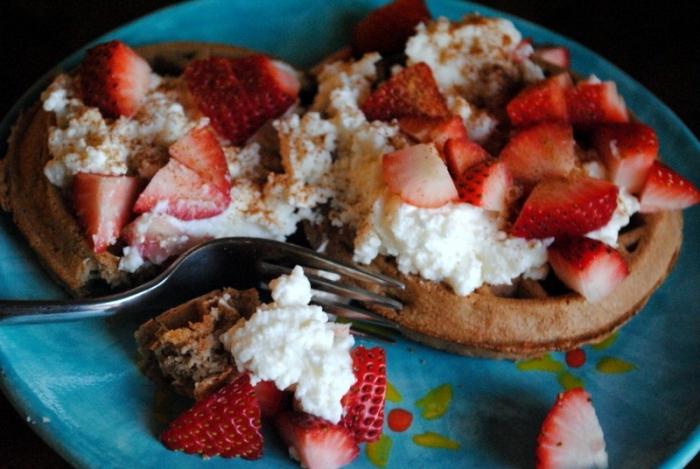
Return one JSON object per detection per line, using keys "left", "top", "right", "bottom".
{"left": 639, "top": 161, "right": 700, "bottom": 213}
{"left": 511, "top": 177, "right": 618, "bottom": 239}
{"left": 382, "top": 144, "right": 458, "bottom": 208}
{"left": 161, "top": 373, "right": 263, "bottom": 459}
{"left": 340, "top": 346, "right": 387, "bottom": 443}
{"left": 134, "top": 159, "right": 230, "bottom": 220}
{"left": 361, "top": 63, "right": 449, "bottom": 122}
{"left": 455, "top": 159, "right": 512, "bottom": 212}
{"left": 72, "top": 173, "right": 140, "bottom": 253}
{"left": 444, "top": 138, "right": 490, "bottom": 177}
{"left": 499, "top": 122, "right": 577, "bottom": 185}
{"left": 592, "top": 123, "right": 658, "bottom": 193}
{"left": 398, "top": 115, "right": 468, "bottom": 152}
{"left": 566, "top": 81, "right": 628, "bottom": 127}
{"left": 169, "top": 126, "right": 231, "bottom": 193}
{"left": 79, "top": 40, "right": 151, "bottom": 118}
{"left": 533, "top": 46, "right": 571, "bottom": 69}
{"left": 548, "top": 237, "right": 628, "bottom": 302}
{"left": 275, "top": 411, "right": 359, "bottom": 469}
{"left": 185, "top": 55, "right": 298, "bottom": 145}
{"left": 536, "top": 388, "right": 608, "bottom": 468}
{"left": 506, "top": 73, "right": 572, "bottom": 127}
{"left": 352, "top": 0, "right": 431, "bottom": 56}
{"left": 255, "top": 380, "right": 290, "bottom": 419}
{"left": 121, "top": 215, "right": 210, "bottom": 265}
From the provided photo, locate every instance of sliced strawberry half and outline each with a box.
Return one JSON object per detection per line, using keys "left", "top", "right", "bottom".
{"left": 536, "top": 388, "right": 608, "bottom": 468}
{"left": 73, "top": 173, "right": 140, "bottom": 253}
{"left": 382, "top": 143, "right": 458, "bottom": 208}
{"left": 134, "top": 159, "right": 230, "bottom": 220}
{"left": 79, "top": 40, "right": 151, "bottom": 118}
{"left": 161, "top": 373, "right": 263, "bottom": 459}
{"left": 548, "top": 237, "right": 628, "bottom": 302}
{"left": 533, "top": 46, "right": 571, "bottom": 69}
{"left": 511, "top": 177, "right": 618, "bottom": 239}
{"left": 361, "top": 63, "right": 449, "bottom": 122}
{"left": 398, "top": 115, "right": 468, "bottom": 152}
{"left": 255, "top": 380, "right": 290, "bottom": 419}
{"left": 340, "top": 346, "right": 387, "bottom": 443}
{"left": 566, "top": 81, "right": 628, "bottom": 127}
{"left": 499, "top": 121, "right": 577, "bottom": 185}
{"left": 185, "top": 55, "right": 298, "bottom": 145}
{"left": 455, "top": 159, "right": 512, "bottom": 212}
{"left": 275, "top": 411, "right": 359, "bottom": 469}
{"left": 352, "top": 0, "right": 431, "bottom": 56}
{"left": 169, "top": 126, "right": 231, "bottom": 193}
{"left": 444, "top": 137, "right": 490, "bottom": 177}
{"left": 121, "top": 215, "right": 210, "bottom": 265}
{"left": 592, "top": 122, "right": 658, "bottom": 193}
{"left": 506, "top": 73, "right": 572, "bottom": 127}
{"left": 639, "top": 161, "right": 700, "bottom": 213}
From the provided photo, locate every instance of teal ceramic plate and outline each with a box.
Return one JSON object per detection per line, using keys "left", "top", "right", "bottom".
{"left": 0, "top": 1, "right": 698, "bottom": 467}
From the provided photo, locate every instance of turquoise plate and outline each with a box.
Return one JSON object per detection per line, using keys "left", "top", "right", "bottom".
{"left": 1, "top": 1, "right": 698, "bottom": 467}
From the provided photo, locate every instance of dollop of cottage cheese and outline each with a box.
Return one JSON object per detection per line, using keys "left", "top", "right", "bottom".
{"left": 586, "top": 190, "right": 640, "bottom": 247}
{"left": 41, "top": 74, "right": 203, "bottom": 187}
{"left": 220, "top": 266, "right": 355, "bottom": 423}
{"left": 355, "top": 194, "right": 550, "bottom": 296}
{"left": 405, "top": 16, "right": 543, "bottom": 104}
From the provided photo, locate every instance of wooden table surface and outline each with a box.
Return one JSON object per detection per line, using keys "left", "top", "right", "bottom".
{"left": 0, "top": 1, "right": 697, "bottom": 467}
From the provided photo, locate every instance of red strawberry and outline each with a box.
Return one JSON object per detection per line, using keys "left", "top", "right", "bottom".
{"left": 566, "top": 81, "right": 628, "bottom": 127}
{"left": 639, "top": 161, "right": 700, "bottom": 213}
{"left": 361, "top": 63, "right": 449, "bottom": 122}
{"left": 254, "top": 380, "right": 290, "bottom": 419}
{"left": 161, "top": 373, "right": 263, "bottom": 459}
{"left": 533, "top": 46, "right": 571, "bottom": 69}
{"left": 511, "top": 177, "right": 618, "bottom": 239}
{"left": 506, "top": 73, "right": 572, "bottom": 127}
{"left": 382, "top": 144, "right": 458, "bottom": 208}
{"left": 444, "top": 137, "right": 490, "bottom": 177}
{"left": 548, "top": 237, "right": 628, "bottom": 302}
{"left": 184, "top": 55, "right": 298, "bottom": 145}
{"left": 79, "top": 40, "right": 151, "bottom": 118}
{"left": 275, "top": 412, "right": 359, "bottom": 469}
{"left": 169, "top": 126, "right": 231, "bottom": 193}
{"left": 398, "top": 115, "right": 468, "bottom": 152}
{"left": 352, "top": 0, "right": 431, "bottom": 56}
{"left": 340, "top": 346, "right": 386, "bottom": 443}
{"left": 511, "top": 38, "right": 534, "bottom": 63}
{"left": 536, "top": 388, "right": 608, "bottom": 468}
{"left": 499, "top": 122, "right": 577, "bottom": 185}
{"left": 122, "top": 215, "right": 209, "bottom": 264}
{"left": 592, "top": 123, "right": 658, "bottom": 193}
{"left": 73, "top": 173, "right": 140, "bottom": 253}
{"left": 455, "top": 159, "right": 512, "bottom": 212}
{"left": 134, "top": 159, "right": 230, "bottom": 220}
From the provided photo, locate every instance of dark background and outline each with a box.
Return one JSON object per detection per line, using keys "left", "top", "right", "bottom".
{"left": 0, "top": 1, "right": 698, "bottom": 467}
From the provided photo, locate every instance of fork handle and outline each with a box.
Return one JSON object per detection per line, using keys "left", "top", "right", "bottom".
{"left": 0, "top": 299, "right": 124, "bottom": 324}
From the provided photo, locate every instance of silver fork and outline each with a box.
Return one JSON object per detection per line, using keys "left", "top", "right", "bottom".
{"left": 0, "top": 238, "right": 404, "bottom": 340}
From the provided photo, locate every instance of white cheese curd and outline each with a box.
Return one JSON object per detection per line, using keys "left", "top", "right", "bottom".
{"left": 586, "top": 190, "right": 640, "bottom": 247}
{"left": 405, "top": 16, "right": 543, "bottom": 104}
{"left": 220, "top": 266, "right": 355, "bottom": 424}
{"left": 41, "top": 73, "right": 202, "bottom": 187}
{"left": 354, "top": 194, "right": 550, "bottom": 296}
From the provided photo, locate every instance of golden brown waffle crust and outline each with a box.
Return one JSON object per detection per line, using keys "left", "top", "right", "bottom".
{"left": 0, "top": 43, "right": 254, "bottom": 297}
{"left": 309, "top": 210, "right": 683, "bottom": 360}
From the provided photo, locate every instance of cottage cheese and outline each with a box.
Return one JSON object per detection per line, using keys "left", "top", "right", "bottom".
{"left": 220, "top": 266, "right": 355, "bottom": 423}
{"left": 405, "top": 16, "right": 543, "bottom": 105}
{"left": 42, "top": 74, "right": 203, "bottom": 187}
{"left": 586, "top": 190, "right": 640, "bottom": 247}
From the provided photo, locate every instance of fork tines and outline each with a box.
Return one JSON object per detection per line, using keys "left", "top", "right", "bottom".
{"left": 256, "top": 258, "right": 403, "bottom": 342}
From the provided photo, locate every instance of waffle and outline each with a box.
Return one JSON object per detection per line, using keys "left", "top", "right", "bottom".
{"left": 307, "top": 207, "right": 683, "bottom": 359}
{"left": 134, "top": 287, "right": 259, "bottom": 400}
{"left": 0, "top": 43, "right": 254, "bottom": 296}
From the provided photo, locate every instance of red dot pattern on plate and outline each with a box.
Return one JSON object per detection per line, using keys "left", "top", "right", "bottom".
{"left": 388, "top": 408, "right": 413, "bottom": 432}
{"left": 565, "top": 348, "right": 586, "bottom": 368}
